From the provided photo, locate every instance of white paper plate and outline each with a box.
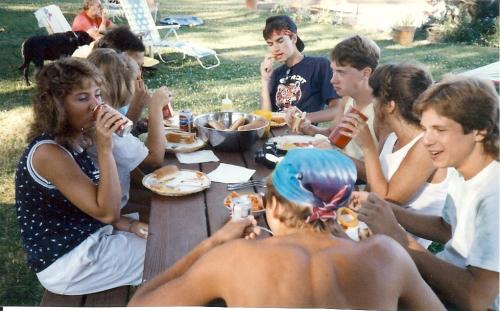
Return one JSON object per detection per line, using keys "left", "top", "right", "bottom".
{"left": 165, "top": 132, "right": 205, "bottom": 153}
{"left": 142, "top": 169, "right": 210, "bottom": 196}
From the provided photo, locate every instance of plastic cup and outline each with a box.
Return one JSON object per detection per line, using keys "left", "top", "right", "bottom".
{"left": 253, "top": 109, "right": 272, "bottom": 138}
{"left": 328, "top": 106, "right": 368, "bottom": 149}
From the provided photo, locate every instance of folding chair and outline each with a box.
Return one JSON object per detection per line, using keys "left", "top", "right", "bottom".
{"left": 34, "top": 5, "right": 72, "bottom": 34}
{"left": 102, "top": 0, "right": 126, "bottom": 22}
{"left": 120, "top": 0, "right": 220, "bottom": 69}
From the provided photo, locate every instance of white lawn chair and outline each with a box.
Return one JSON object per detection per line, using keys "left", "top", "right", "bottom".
{"left": 120, "top": 0, "right": 220, "bottom": 69}
{"left": 34, "top": 5, "right": 71, "bottom": 34}
{"left": 102, "top": 0, "right": 126, "bottom": 22}
{"left": 33, "top": 4, "right": 95, "bottom": 59}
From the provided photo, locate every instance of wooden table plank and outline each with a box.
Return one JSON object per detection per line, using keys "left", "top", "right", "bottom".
{"left": 143, "top": 128, "right": 290, "bottom": 281}
{"left": 142, "top": 153, "right": 208, "bottom": 282}
{"left": 201, "top": 151, "right": 245, "bottom": 236}
{"left": 84, "top": 286, "right": 130, "bottom": 307}
{"left": 40, "top": 291, "right": 84, "bottom": 307}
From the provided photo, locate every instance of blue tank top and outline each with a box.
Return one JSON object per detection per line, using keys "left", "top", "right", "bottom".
{"left": 15, "top": 134, "right": 105, "bottom": 273}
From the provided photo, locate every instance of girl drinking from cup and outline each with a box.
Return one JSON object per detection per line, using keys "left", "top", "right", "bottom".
{"left": 15, "top": 58, "right": 146, "bottom": 294}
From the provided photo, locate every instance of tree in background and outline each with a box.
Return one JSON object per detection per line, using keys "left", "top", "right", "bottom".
{"left": 424, "top": 0, "right": 499, "bottom": 46}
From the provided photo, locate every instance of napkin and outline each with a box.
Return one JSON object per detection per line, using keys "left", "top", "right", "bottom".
{"left": 207, "top": 163, "right": 255, "bottom": 183}
{"left": 176, "top": 150, "right": 219, "bottom": 164}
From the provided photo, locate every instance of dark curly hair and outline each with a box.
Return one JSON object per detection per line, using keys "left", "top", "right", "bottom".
{"left": 369, "top": 62, "right": 433, "bottom": 126}
{"left": 95, "top": 25, "right": 145, "bottom": 53}
{"left": 27, "top": 58, "right": 102, "bottom": 149}
{"left": 414, "top": 75, "right": 499, "bottom": 159}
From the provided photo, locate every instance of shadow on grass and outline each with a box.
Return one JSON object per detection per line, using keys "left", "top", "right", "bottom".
{"left": 0, "top": 203, "right": 44, "bottom": 306}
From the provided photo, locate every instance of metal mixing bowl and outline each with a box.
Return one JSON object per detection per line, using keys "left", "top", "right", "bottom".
{"left": 195, "top": 112, "right": 269, "bottom": 152}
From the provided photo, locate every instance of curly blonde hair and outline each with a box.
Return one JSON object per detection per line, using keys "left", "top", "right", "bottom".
{"left": 27, "top": 58, "right": 102, "bottom": 148}
{"left": 264, "top": 181, "right": 332, "bottom": 233}
{"left": 87, "top": 48, "right": 136, "bottom": 109}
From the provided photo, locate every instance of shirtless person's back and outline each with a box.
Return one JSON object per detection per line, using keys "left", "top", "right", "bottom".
{"left": 129, "top": 149, "right": 444, "bottom": 310}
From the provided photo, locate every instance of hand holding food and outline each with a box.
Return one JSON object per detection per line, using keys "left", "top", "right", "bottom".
{"left": 260, "top": 54, "right": 274, "bottom": 80}
{"left": 212, "top": 216, "right": 260, "bottom": 243}
{"left": 149, "top": 86, "right": 172, "bottom": 112}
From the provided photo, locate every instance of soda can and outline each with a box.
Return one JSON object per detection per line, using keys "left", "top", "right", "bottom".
{"left": 231, "top": 197, "right": 252, "bottom": 220}
{"left": 179, "top": 110, "right": 193, "bottom": 132}
{"left": 92, "top": 104, "right": 134, "bottom": 137}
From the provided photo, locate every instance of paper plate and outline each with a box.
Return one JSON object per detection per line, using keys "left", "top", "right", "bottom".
{"left": 165, "top": 130, "right": 205, "bottom": 153}
{"left": 142, "top": 56, "right": 160, "bottom": 68}
{"left": 142, "top": 169, "right": 210, "bottom": 196}
{"left": 267, "top": 134, "right": 327, "bottom": 151}
{"left": 270, "top": 112, "right": 287, "bottom": 128}
{"left": 223, "top": 191, "right": 265, "bottom": 214}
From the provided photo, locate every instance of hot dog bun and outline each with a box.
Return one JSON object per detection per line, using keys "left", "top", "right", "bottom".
{"left": 166, "top": 131, "right": 196, "bottom": 144}
{"left": 208, "top": 120, "right": 225, "bottom": 130}
{"left": 271, "top": 115, "right": 286, "bottom": 124}
{"left": 291, "top": 111, "right": 306, "bottom": 133}
{"left": 229, "top": 116, "right": 246, "bottom": 131}
{"left": 153, "top": 165, "right": 178, "bottom": 181}
{"left": 237, "top": 119, "right": 268, "bottom": 131}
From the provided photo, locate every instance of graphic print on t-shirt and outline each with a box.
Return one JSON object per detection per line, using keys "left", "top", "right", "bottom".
{"left": 275, "top": 72, "right": 306, "bottom": 109}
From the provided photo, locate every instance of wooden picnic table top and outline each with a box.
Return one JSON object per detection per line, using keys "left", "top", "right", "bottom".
{"left": 143, "top": 126, "right": 288, "bottom": 283}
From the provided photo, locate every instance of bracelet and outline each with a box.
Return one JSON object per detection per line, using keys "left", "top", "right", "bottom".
{"left": 128, "top": 219, "right": 136, "bottom": 232}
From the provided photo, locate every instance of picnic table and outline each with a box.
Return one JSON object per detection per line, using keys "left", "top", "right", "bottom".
{"left": 142, "top": 126, "right": 287, "bottom": 283}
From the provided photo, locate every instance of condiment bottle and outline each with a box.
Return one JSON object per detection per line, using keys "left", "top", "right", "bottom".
{"left": 329, "top": 106, "right": 368, "bottom": 149}
{"left": 221, "top": 94, "right": 233, "bottom": 112}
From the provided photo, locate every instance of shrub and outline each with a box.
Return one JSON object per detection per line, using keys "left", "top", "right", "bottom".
{"left": 423, "top": 0, "right": 499, "bottom": 46}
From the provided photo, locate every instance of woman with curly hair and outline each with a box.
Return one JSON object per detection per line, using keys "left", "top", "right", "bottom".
{"left": 15, "top": 58, "right": 146, "bottom": 295}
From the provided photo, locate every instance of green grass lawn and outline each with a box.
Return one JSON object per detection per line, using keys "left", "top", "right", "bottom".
{"left": 0, "top": 0, "right": 498, "bottom": 306}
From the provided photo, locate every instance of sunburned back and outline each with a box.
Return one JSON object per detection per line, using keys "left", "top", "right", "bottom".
{"left": 219, "top": 233, "right": 401, "bottom": 309}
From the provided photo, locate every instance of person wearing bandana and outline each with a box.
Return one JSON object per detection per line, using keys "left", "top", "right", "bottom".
{"left": 129, "top": 149, "right": 444, "bottom": 310}
{"left": 260, "top": 15, "right": 341, "bottom": 124}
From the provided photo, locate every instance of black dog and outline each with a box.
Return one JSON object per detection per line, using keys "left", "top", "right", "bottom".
{"left": 19, "top": 31, "right": 93, "bottom": 85}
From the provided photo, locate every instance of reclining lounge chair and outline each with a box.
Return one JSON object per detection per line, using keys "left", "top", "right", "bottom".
{"left": 120, "top": 0, "right": 220, "bottom": 69}
{"left": 34, "top": 5, "right": 72, "bottom": 34}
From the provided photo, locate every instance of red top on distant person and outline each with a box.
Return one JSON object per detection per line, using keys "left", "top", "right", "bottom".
{"left": 72, "top": 11, "right": 111, "bottom": 33}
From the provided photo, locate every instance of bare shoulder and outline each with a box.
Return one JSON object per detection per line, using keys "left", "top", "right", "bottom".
{"left": 32, "top": 143, "right": 73, "bottom": 172}
{"left": 357, "top": 235, "right": 408, "bottom": 265}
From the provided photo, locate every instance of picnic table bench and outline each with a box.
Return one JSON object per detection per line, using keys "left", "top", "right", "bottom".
{"left": 39, "top": 126, "right": 286, "bottom": 306}
{"left": 40, "top": 286, "right": 131, "bottom": 307}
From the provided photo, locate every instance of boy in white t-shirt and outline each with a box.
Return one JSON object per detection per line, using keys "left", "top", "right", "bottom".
{"left": 354, "top": 75, "right": 499, "bottom": 310}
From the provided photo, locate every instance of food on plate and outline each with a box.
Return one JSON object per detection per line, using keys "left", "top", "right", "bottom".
{"left": 229, "top": 116, "right": 246, "bottom": 131}
{"left": 337, "top": 207, "right": 359, "bottom": 229}
{"left": 166, "top": 131, "right": 196, "bottom": 144}
{"left": 224, "top": 191, "right": 263, "bottom": 212}
{"left": 271, "top": 114, "right": 286, "bottom": 124}
{"left": 208, "top": 120, "right": 225, "bottom": 130}
{"left": 290, "top": 111, "right": 307, "bottom": 132}
{"left": 152, "top": 165, "right": 179, "bottom": 182}
{"left": 237, "top": 118, "right": 268, "bottom": 131}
